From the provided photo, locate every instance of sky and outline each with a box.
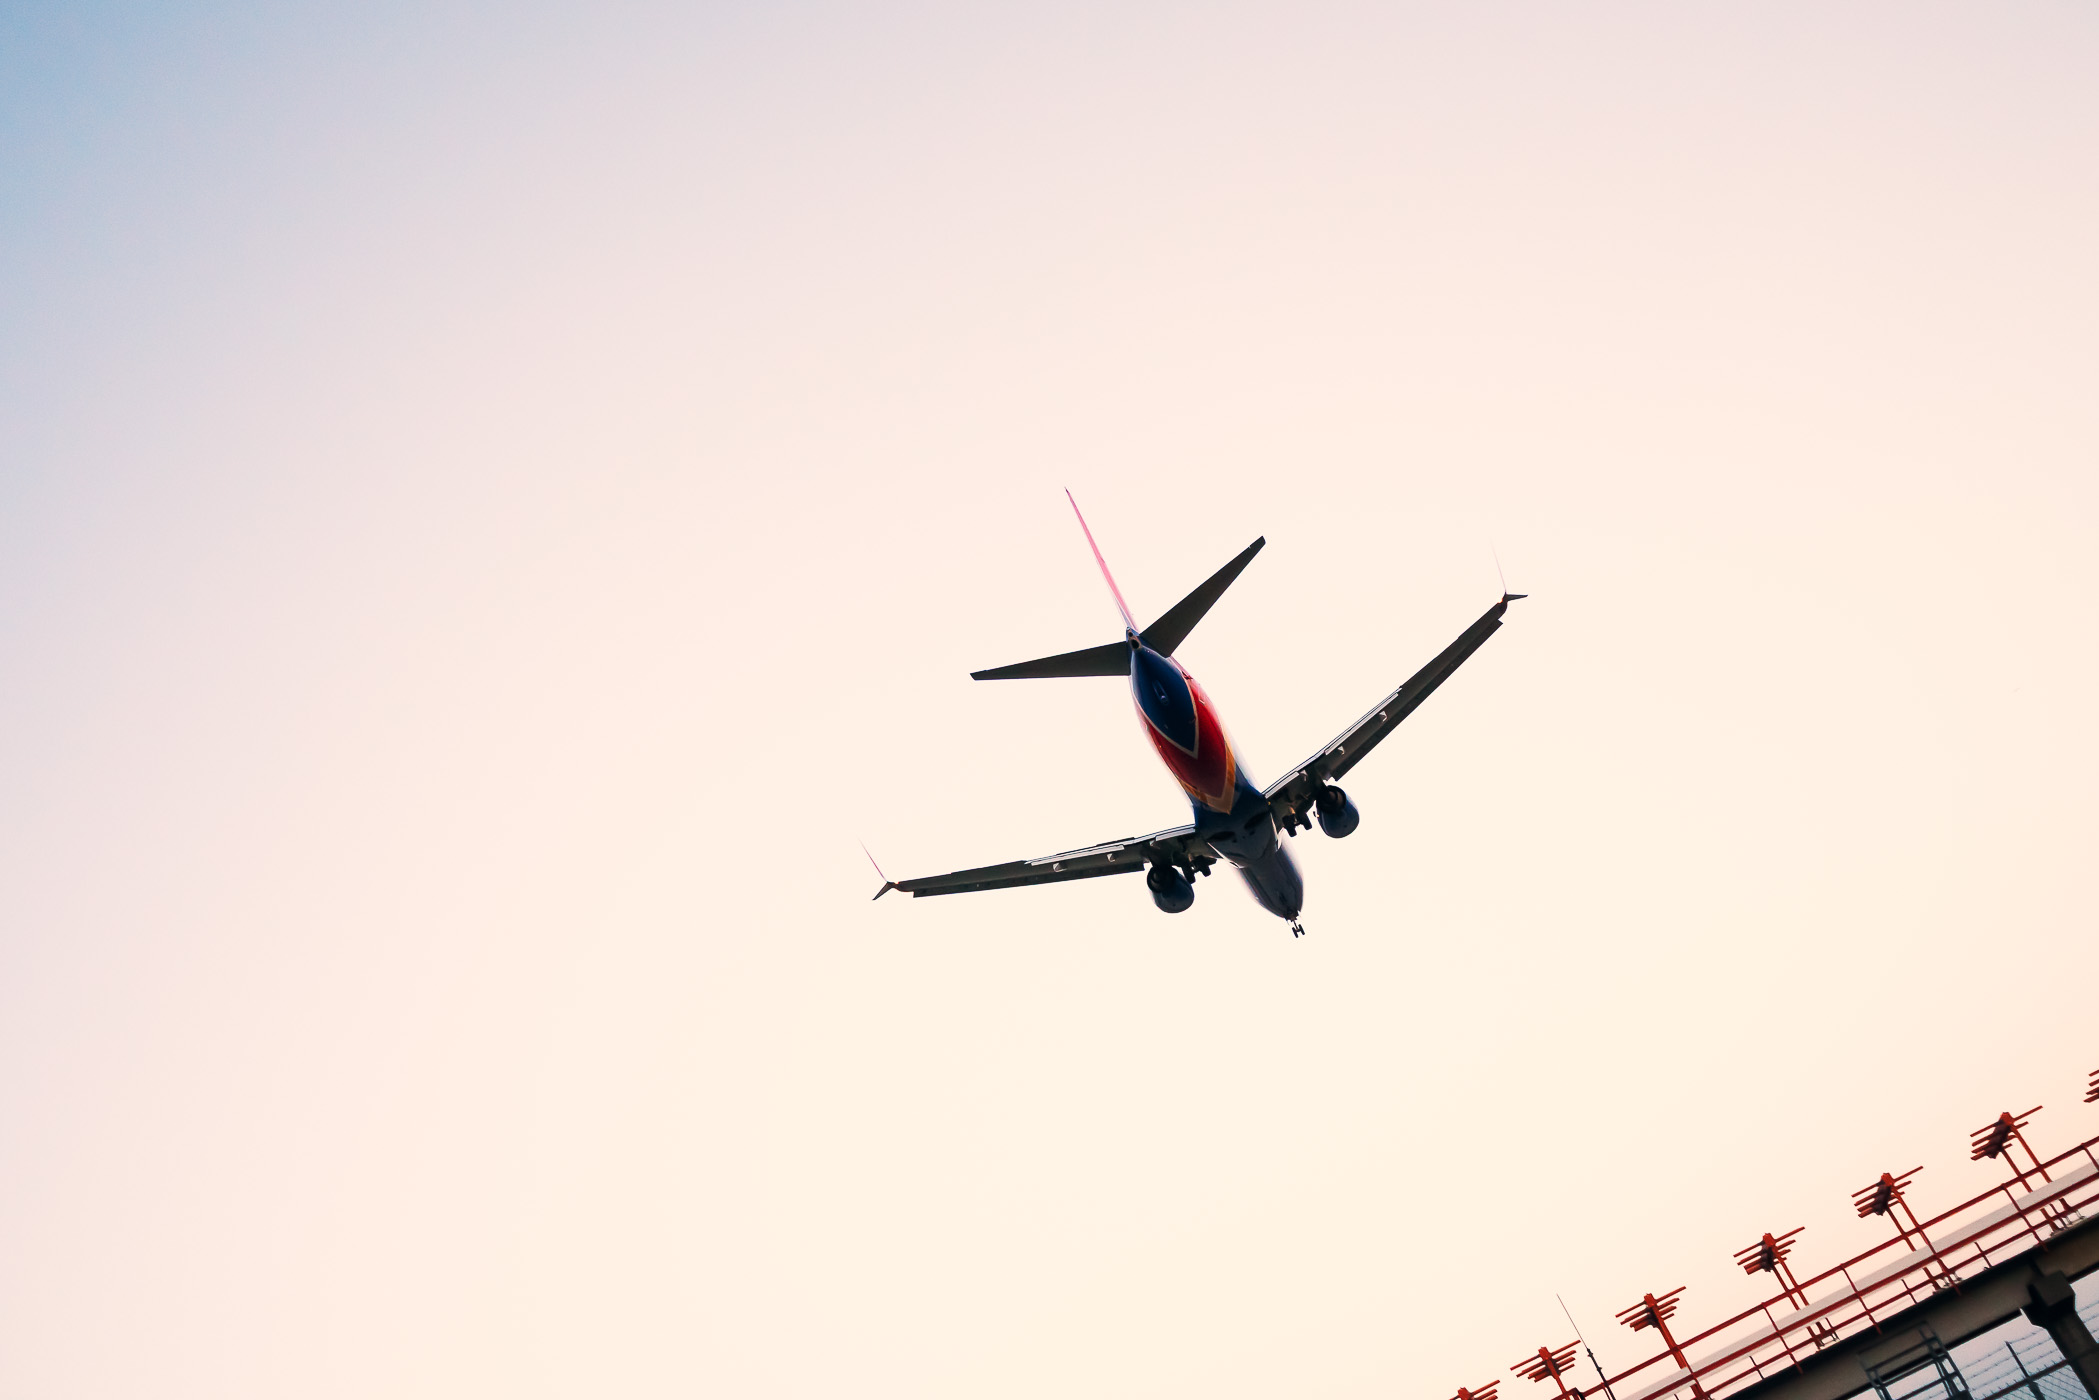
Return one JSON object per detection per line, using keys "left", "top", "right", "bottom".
{"left": 2, "top": 2, "right": 2097, "bottom": 1396}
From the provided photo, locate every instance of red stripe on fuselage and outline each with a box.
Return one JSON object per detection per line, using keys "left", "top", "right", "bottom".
{"left": 1135, "top": 663, "right": 1238, "bottom": 813}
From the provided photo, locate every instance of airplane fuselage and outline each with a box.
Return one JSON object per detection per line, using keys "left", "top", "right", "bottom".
{"left": 1126, "top": 634, "right": 1304, "bottom": 923}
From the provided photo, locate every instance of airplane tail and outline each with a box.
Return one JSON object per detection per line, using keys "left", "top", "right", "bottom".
{"left": 970, "top": 499, "right": 1265, "bottom": 680}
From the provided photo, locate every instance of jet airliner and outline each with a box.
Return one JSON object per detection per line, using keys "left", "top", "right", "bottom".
{"left": 873, "top": 495, "right": 1522, "bottom": 936}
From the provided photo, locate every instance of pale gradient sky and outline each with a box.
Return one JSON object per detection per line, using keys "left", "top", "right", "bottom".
{"left": 3, "top": 3, "right": 2097, "bottom": 1397}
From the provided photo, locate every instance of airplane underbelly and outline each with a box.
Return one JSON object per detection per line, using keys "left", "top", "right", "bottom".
{"left": 1235, "top": 845, "right": 1304, "bottom": 921}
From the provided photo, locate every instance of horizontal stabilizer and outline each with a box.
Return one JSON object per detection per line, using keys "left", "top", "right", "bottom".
{"left": 971, "top": 534, "right": 1266, "bottom": 681}
{"left": 1141, "top": 536, "right": 1263, "bottom": 656}
{"left": 970, "top": 640, "right": 1129, "bottom": 681}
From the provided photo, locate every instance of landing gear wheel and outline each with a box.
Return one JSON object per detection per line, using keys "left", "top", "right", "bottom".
{"left": 1290, "top": 921, "right": 1305, "bottom": 938}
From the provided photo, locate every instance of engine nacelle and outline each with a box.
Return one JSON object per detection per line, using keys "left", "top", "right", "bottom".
{"left": 1146, "top": 863, "right": 1195, "bottom": 914}
{"left": 1314, "top": 784, "right": 1360, "bottom": 838}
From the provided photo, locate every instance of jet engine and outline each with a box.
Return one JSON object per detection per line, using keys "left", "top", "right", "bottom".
{"left": 1314, "top": 784, "right": 1360, "bottom": 838}
{"left": 1146, "top": 863, "right": 1195, "bottom": 913}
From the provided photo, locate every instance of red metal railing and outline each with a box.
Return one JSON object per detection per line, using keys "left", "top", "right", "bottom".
{"left": 1499, "top": 1092, "right": 2099, "bottom": 1400}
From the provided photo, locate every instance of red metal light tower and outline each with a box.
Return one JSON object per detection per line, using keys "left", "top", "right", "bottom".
{"left": 1455, "top": 1382, "right": 1503, "bottom": 1400}
{"left": 1850, "top": 1166, "right": 1958, "bottom": 1289}
{"left": 1733, "top": 1228, "right": 1810, "bottom": 1311}
{"left": 1618, "top": 1288, "right": 1707, "bottom": 1400}
{"left": 1513, "top": 1342, "right": 1583, "bottom": 1400}
{"left": 1851, "top": 1168, "right": 1926, "bottom": 1247}
{"left": 1969, "top": 1107, "right": 2050, "bottom": 1190}
{"left": 2085, "top": 1068, "right": 2097, "bottom": 1105}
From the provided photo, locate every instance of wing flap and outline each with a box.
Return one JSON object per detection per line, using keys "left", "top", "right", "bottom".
{"left": 1265, "top": 595, "right": 1516, "bottom": 817}
{"left": 891, "top": 826, "right": 1209, "bottom": 898}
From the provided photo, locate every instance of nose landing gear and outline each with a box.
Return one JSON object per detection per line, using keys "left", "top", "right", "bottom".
{"left": 1289, "top": 921, "right": 1305, "bottom": 938}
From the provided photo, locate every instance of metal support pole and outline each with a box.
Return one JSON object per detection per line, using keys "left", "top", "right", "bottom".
{"left": 2023, "top": 1272, "right": 2099, "bottom": 1400}
{"left": 2005, "top": 1340, "right": 2044, "bottom": 1400}
{"left": 1998, "top": 1343, "right": 2048, "bottom": 1400}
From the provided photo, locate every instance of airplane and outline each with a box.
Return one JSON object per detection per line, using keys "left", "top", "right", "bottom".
{"left": 871, "top": 494, "right": 1522, "bottom": 937}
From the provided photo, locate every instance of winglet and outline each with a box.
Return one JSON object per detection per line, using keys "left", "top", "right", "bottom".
{"left": 1066, "top": 490, "right": 1138, "bottom": 635}
{"left": 1492, "top": 545, "right": 1527, "bottom": 604}
{"left": 862, "top": 842, "right": 900, "bottom": 901}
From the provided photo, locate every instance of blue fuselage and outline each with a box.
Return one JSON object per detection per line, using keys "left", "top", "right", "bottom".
{"left": 1126, "top": 639, "right": 1303, "bottom": 923}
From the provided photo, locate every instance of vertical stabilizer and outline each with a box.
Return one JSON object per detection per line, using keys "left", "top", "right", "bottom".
{"left": 1066, "top": 490, "right": 1138, "bottom": 634}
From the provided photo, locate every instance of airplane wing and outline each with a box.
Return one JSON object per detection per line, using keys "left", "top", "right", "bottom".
{"left": 1263, "top": 593, "right": 1521, "bottom": 824}
{"left": 877, "top": 824, "right": 1215, "bottom": 899}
